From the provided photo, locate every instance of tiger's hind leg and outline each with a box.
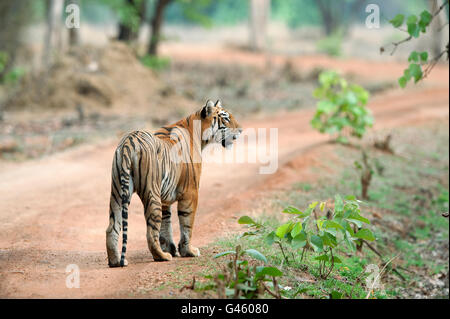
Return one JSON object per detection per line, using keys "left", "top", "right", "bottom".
{"left": 177, "top": 197, "right": 200, "bottom": 258}
{"left": 144, "top": 195, "right": 173, "bottom": 262}
{"left": 159, "top": 205, "right": 178, "bottom": 257}
{"left": 106, "top": 193, "right": 127, "bottom": 267}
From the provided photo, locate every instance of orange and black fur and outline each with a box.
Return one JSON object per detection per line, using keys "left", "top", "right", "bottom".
{"left": 106, "top": 100, "right": 242, "bottom": 267}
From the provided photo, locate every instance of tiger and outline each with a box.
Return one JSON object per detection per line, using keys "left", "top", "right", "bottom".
{"left": 106, "top": 100, "right": 242, "bottom": 267}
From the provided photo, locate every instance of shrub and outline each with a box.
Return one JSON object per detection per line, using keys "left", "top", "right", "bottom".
{"left": 316, "top": 31, "right": 343, "bottom": 57}
{"left": 311, "top": 71, "right": 373, "bottom": 143}
{"left": 198, "top": 245, "right": 284, "bottom": 299}
{"left": 140, "top": 54, "right": 171, "bottom": 71}
{"left": 240, "top": 195, "right": 375, "bottom": 280}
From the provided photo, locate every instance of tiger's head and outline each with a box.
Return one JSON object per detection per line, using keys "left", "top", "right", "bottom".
{"left": 200, "top": 100, "right": 242, "bottom": 149}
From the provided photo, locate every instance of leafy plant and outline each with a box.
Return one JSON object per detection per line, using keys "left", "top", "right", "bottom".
{"left": 382, "top": 1, "right": 449, "bottom": 88}
{"left": 264, "top": 195, "right": 375, "bottom": 279}
{"left": 316, "top": 31, "right": 343, "bottom": 57}
{"left": 101, "top": 0, "right": 145, "bottom": 34}
{"left": 198, "top": 245, "right": 284, "bottom": 299}
{"left": 0, "top": 50, "right": 25, "bottom": 85}
{"left": 311, "top": 71, "right": 373, "bottom": 143}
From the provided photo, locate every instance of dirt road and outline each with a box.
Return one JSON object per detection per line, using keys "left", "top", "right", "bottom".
{"left": 0, "top": 56, "right": 448, "bottom": 298}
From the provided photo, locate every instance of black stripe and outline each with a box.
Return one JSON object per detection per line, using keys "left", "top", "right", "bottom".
{"left": 178, "top": 210, "right": 191, "bottom": 217}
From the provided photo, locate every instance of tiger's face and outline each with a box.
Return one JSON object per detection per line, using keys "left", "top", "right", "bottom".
{"left": 200, "top": 100, "right": 242, "bottom": 149}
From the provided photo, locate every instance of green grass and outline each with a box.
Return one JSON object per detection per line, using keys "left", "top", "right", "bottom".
{"left": 140, "top": 55, "right": 171, "bottom": 71}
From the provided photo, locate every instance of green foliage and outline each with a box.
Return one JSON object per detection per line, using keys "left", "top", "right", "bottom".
{"left": 388, "top": 8, "right": 440, "bottom": 88}
{"left": 0, "top": 51, "right": 8, "bottom": 74}
{"left": 316, "top": 31, "right": 343, "bottom": 57}
{"left": 266, "top": 195, "right": 374, "bottom": 279}
{"left": 2, "top": 67, "right": 25, "bottom": 85}
{"left": 165, "top": 0, "right": 223, "bottom": 27}
{"left": 174, "top": 0, "right": 214, "bottom": 27}
{"left": 0, "top": 51, "right": 25, "bottom": 85}
{"left": 240, "top": 196, "right": 375, "bottom": 282}
{"left": 102, "top": 0, "right": 144, "bottom": 33}
{"left": 435, "top": 186, "right": 449, "bottom": 213}
{"left": 140, "top": 54, "right": 171, "bottom": 70}
{"left": 389, "top": 10, "right": 433, "bottom": 39}
{"left": 271, "top": 0, "right": 321, "bottom": 29}
{"left": 311, "top": 71, "right": 373, "bottom": 143}
{"left": 198, "top": 245, "right": 284, "bottom": 298}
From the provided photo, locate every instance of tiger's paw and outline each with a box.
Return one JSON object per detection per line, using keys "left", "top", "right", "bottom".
{"left": 108, "top": 258, "right": 128, "bottom": 268}
{"left": 161, "top": 241, "right": 179, "bottom": 257}
{"left": 153, "top": 252, "right": 173, "bottom": 262}
{"left": 179, "top": 245, "right": 200, "bottom": 257}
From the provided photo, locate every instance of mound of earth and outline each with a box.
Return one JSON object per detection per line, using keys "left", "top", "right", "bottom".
{"left": 5, "top": 42, "right": 194, "bottom": 116}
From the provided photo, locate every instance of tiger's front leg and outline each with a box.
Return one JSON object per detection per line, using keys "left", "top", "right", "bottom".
{"left": 159, "top": 205, "right": 178, "bottom": 257}
{"left": 177, "top": 197, "right": 200, "bottom": 257}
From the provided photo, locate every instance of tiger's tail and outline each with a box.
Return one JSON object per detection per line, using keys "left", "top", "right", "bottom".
{"left": 119, "top": 145, "right": 132, "bottom": 267}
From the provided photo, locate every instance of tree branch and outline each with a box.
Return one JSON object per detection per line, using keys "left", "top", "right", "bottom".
{"left": 381, "top": 0, "right": 449, "bottom": 55}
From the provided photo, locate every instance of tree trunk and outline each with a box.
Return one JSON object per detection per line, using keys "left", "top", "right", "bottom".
{"left": 316, "top": 0, "right": 336, "bottom": 36}
{"left": 429, "top": 0, "right": 449, "bottom": 58}
{"left": 44, "top": 0, "right": 64, "bottom": 68}
{"left": 249, "top": 0, "right": 270, "bottom": 51}
{"left": 148, "top": 0, "right": 172, "bottom": 56}
{"left": 316, "top": 0, "right": 365, "bottom": 36}
{"left": 117, "top": 0, "right": 135, "bottom": 41}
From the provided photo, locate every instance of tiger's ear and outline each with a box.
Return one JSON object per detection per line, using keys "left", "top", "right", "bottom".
{"left": 201, "top": 100, "right": 215, "bottom": 119}
{"left": 215, "top": 100, "right": 222, "bottom": 107}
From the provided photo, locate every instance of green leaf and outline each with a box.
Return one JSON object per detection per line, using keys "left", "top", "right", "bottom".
{"left": 310, "top": 235, "right": 324, "bottom": 252}
{"left": 238, "top": 216, "right": 257, "bottom": 225}
{"left": 214, "top": 251, "right": 235, "bottom": 258}
{"left": 317, "top": 219, "right": 325, "bottom": 231}
{"left": 309, "top": 201, "right": 319, "bottom": 209}
{"left": 265, "top": 231, "right": 276, "bottom": 246}
{"left": 323, "top": 220, "right": 344, "bottom": 230}
{"left": 321, "top": 232, "right": 337, "bottom": 247}
{"left": 407, "top": 15, "right": 418, "bottom": 24}
{"left": 389, "top": 14, "right": 404, "bottom": 28}
{"left": 292, "top": 233, "right": 307, "bottom": 249}
{"left": 406, "top": 15, "right": 420, "bottom": 38}
{"left": 317, "top": 100, "right": 336, "bottom": 114}
{"left": 282, "top": 206, "right": 302, "bottom": 215}
{"left": 408, "top": 51, "right": 420, "bottom": 63}
{"left": 291, "top": 222, "right": 303, "bottom": 238}
{"left": 320, "top": 202, "right": 326, "bottom": 212}
{"left": 335, "top": 194, "right": 344, "bottom": 214}
{"left": 314, "top": 254, "right": 329, "bottom": 261}
{"left": 408, "top": 63, "right": 423, "bottom": 83}
{"left": 354, "top": 228, "right": 376, "bottom": 241}
{"left": 255, "top": 266, "right": 283, "bottom": 278}
{"left": 344, "top": 232, "right": 356, "bottom": 251}
{"left": 399, "top": 76, "right": 408, "bottom": 88}
{"left": 348, "top": 219, "right": 362, "bottom": 228}
{"left": 331, "top": 255, "right": 342, "bottom": 263}
{"left": 244, "top": 249, "right": 268, "bottom": 263}
{"left": 418, "top": 10, "right": 433, "bottom": 31}
{"left": 347, "top": 212, "right": 371, "bottom": 224}
{"left": 275, "top": 222, "right": 293, "bottom": 238}
{"left": 420, "top": 51, "right": 429, "bottom": 62}
{"left": 330, "top": 290, "right": 342, "bottom": 299}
